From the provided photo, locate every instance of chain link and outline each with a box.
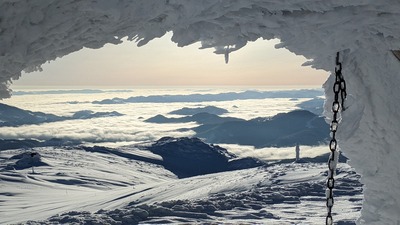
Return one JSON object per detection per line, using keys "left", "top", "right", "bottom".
{"left": 326, "top": 52, "right": 347, "bottom": 225}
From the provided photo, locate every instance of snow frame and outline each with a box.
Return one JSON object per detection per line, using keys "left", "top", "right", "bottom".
{"left": 1, "top": 1, "right": 400, "bottom": 224}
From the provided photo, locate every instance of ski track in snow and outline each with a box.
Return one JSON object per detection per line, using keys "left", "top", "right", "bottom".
{"left": 0, "top": 147, "right": 362, "bottom": 224}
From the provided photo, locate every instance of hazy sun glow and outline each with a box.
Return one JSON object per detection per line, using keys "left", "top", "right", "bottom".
{"left": 14, "top": 33, "right": 328, "bottom": 87}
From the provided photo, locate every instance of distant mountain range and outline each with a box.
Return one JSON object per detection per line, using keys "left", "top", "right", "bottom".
{"left": 0, "top": 103, "right": 123, "bottom": 127}
{"left": 145, "top": 112, "right": 244, "bottom": 125}
{"left": 193, "top": 110, "right": 329, "bottom": 148}
{"left": 151, "top": 105, "right": 233, "bottom": 125}
{"left": 93, "top": 89, "right": 323, "bottom": 104}
{"left": 0, "top": 101, "right": 327, "bottom": 149}
{"left": 143, "top": 103, "right": 329, "bottom": 148}
{"left": 168, "top": 106, "right": 229, "bottom": 115}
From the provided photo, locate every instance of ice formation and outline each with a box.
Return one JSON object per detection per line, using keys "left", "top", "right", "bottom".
{"left": 1, "top": 1, "right": 400, "bottom": 224}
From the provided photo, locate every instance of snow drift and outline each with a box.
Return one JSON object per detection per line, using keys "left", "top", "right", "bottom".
{"left": 1, "top": 1, "right": 400, "bottom": 224}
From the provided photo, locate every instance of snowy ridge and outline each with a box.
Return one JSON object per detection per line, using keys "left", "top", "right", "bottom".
{"left": 2, "top": 1, "right": 400, "bottom": 223}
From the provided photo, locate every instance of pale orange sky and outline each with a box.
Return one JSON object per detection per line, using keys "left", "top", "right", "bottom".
{"left": 13, "top": 33, "right": 328, "bottom": 87}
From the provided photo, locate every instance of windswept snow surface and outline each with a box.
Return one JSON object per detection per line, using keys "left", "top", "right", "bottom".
{"left": 0, "top": 147, "right": 362, "bottom": 224}
{"left": 2, "top": 1, "right": 400, "bottom": 223}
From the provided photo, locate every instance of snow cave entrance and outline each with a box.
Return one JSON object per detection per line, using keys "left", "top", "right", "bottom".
{"left": 4, "top": 1, "right": 400, "bottom": 224}
{"left": 10, "top": 32, "right": 350, "bottom": 224}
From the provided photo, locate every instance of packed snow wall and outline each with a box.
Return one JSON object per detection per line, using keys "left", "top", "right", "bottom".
{"left": 1, "top": 0, "right": 400, "bottom": 224}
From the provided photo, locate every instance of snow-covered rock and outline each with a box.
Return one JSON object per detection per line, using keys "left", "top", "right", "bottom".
{"left": 7, "top": 151, "right": 48, "bottom": 170}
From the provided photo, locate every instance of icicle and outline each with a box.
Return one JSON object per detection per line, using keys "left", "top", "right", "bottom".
{"left": 224, "top": 46, "right": 230, "bottom": 64}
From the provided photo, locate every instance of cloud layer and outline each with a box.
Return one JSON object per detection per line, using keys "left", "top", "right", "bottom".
{"left": 1, "top": 88, "right": 323, "bottom": 155}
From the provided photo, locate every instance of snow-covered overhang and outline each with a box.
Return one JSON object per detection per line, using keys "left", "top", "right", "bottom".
{"left": 2, "top": 1, "right": 400, "bottom": 224}
{"left": 1, "top": 0, "right": 399, "bottom": 98}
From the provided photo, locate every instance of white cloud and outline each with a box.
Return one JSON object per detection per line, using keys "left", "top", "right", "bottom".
{"left": 219, "top": 144, "right": 328, "bottom": 160}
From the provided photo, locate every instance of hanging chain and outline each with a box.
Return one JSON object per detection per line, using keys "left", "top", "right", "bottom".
{"left": 326, "top": 52, "right": 347, "bottom": 225}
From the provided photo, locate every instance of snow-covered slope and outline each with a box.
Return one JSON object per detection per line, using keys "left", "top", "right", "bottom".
{"left": 0, "top": 146, "right": 362, "bottom": 224}
{"left": 0, "top": 147, "right": 175, "bottom": 224}
{"left": 1, "top": 1, "right": 400, "bottom": 223}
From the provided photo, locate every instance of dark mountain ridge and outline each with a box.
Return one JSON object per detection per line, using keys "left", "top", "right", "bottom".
{"left": 0, "top": 103, "right": 123, "bottom": 127}
{"left": 145, "top": 112, "right": 244, "bottom": 125}
{"left": 168, "top": 106, "right": 229, "bottom": 115}
{"left": 194, "top": 110, "right": 329, "bottom": 148}
{"left": 147, "top": 137, "right": 265, "bottom": 178}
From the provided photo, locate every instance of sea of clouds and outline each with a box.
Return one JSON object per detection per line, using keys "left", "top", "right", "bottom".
{"left": 1, "top": 87, "right": 326, "bottom": 159}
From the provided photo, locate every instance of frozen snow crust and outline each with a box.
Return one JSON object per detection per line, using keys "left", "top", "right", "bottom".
{"left": 2, "top": 1, "right": 400, "bottom": 224}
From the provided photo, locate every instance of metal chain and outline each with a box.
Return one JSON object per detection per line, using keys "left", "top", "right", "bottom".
{"left": 326, "top": 52, "right": 347, "bottom": 225}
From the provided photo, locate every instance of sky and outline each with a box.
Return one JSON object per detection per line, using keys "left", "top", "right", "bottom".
{"left": 13, "top": 33, "right": 328, "bottom": 88}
